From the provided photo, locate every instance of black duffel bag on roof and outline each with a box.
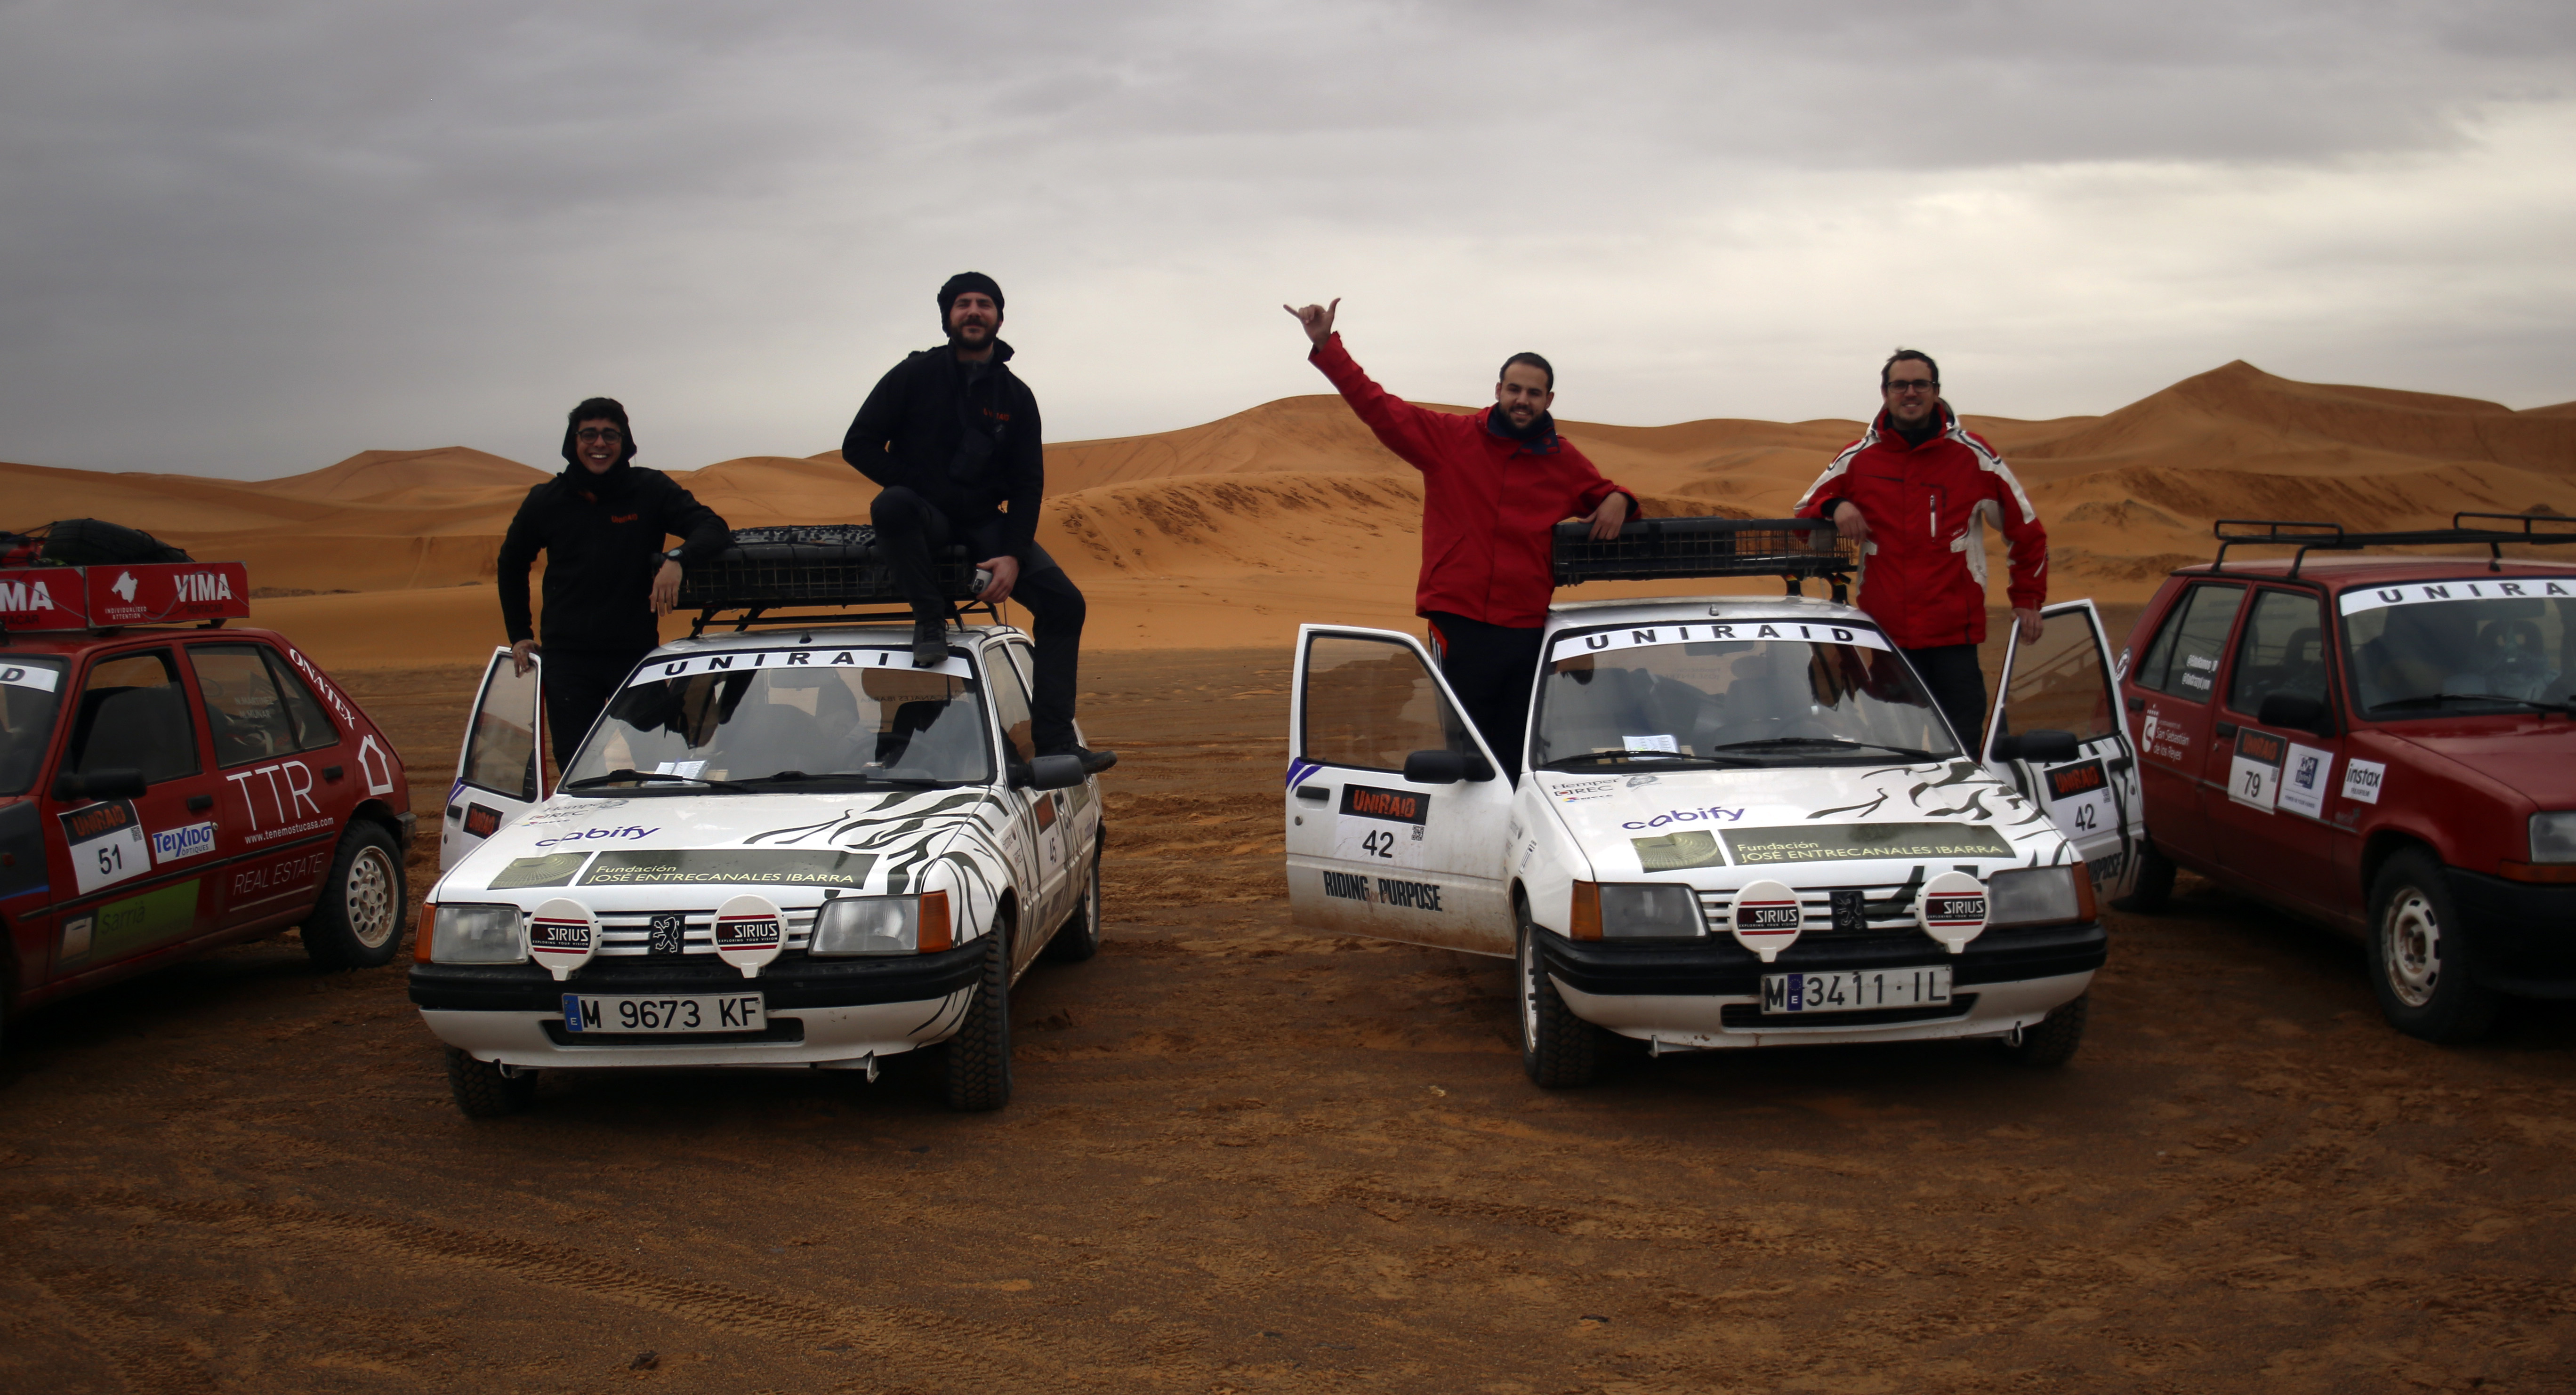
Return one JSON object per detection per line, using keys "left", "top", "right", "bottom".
{"left": 673, "top": 524, "right": 979, "bottom": 609}
{"left": 21, "top": 518, "right": 194, "bottom": 567}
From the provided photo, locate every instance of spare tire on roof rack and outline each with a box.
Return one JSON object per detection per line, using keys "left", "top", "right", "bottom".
{"left": 675, "top": 524, "right": 986, "bottom": 633}
{"left": 1553, "top": 516, "right": 1858, "bottom": 596}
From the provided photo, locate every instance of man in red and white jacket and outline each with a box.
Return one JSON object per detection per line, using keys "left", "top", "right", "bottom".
{"left": 1794, "top": 349, "right": 2049, "bottom": 751}
{"left": 1288, "top": 298, "right": 1637, "bottom": 778}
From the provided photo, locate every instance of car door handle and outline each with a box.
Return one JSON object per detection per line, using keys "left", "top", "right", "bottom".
{"left": 322, "top": 765, "right": 345, "bottom": 782}
{"left": 2214, "top": 721, "right": 2238, "bottom": 738}
{"left": 186, "top": 794, "right": 214, "bottom": 812}
{"left": 2125, "top": 696, "right": 2145, "bottom": 712}
{"left": 1295, "top": 785, "right": 1330, "bottom": 802}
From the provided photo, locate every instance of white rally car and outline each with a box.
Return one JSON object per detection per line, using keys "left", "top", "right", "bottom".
{"left": 1284, "top": 520, "right": 2142, "bottom": 1085}
{"left": 409, "top": 622, "right": 1103, "bottom": 1115}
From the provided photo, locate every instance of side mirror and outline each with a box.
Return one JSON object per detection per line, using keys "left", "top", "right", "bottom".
{"left": 1016, "top": 754, "right": 1087, "bottom": 791}
{"left": 55, "top": 768, "right": 147, "bottom": 802}
{"left": 1989, "top": 730, "right": 2080, "bottom": 763}
{"left": 1401, "top": 749, "right": 1495, "bottom": 785}
{"left": 2257, "top": 691, "right": 2332, "bottom": 735}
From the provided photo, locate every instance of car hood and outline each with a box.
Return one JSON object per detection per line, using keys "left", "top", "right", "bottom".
{"left": 435, "top": 787, "right": 1007, "bottom": 902}
{"left": 2382, "top": 723, "right": 2576, "bottom": 803}
{"left": 1532, "top": 759, "right": 2068, "bottom": 880}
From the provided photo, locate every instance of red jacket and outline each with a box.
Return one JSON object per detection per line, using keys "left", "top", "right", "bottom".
{"left": 1793, "top": 404, "right": 2048, "bottom": 649}
{"left": 1312, "top": 334, "right": 1635, "bottom": 628}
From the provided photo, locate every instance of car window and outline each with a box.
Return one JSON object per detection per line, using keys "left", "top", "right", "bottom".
{"left": 0, "top": 657, "right": 70, "bottom": 796}
{"left": 2226, "top": 590, "right": 2328, "bottom": 714}
{"left": 2342, "top": 582, "right": 2576, "bottom": 718}
{"left": 2133, "top": 583, "right": 2246, "bottom": 701}
{"left": 191, "top": 643, "right": 309, "bottom": 767}
{"left": 1999, "top": 610, "right": 2119, "bottom": 743}
{"left": 1300, "top": 633, "right": 1481, "bottom": 772}
{"left": 461, "top": 658, "right": 540, "bottom": 801}
{"left": 987, "top": 648, "right": 1037, "bottom": 764}
{"left": 65, "top": 650, "right": 201, "bottom": 786}
{"left": 264, "top": 650, "right": 340, "bottom": 750}
{"left": 565, "top": 650, "right": 994, "bottom": 788}
{"left": 1533, "top": 625, "right": 1955, "bottom": 769}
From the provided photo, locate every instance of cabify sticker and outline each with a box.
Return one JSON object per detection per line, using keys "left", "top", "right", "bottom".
{"left": 2340, "top": 578, "right": 2576, "bottom": 614}
{"left": 578, "top": 849, "right": 876, "bottom": 887}
{"left": 1723, "top": 822, "right": 2013, "bottom": 866}
{"left": 2229, "top": 729, "right": 2287, "bottom": 812}
{"left": 627, "top": 648, "right": 970, "bottom": 685}
{"left": 1551, "top": 619, "right": 1890, "bottom": 665}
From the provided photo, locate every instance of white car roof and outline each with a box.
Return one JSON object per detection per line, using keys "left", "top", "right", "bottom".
{"left": 1544, "top": 593, "right": 1877, "bottom": 634}
{"left": 642, "top": 623, "right": 1028, "bottom": 662}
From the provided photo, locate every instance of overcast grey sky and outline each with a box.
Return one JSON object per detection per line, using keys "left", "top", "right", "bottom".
{"left": 4, "top": 1, "right": 2571, "bottom": 479}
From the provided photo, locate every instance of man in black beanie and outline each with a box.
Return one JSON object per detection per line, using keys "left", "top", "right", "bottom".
{"left": 843, "top": 273, "right": 1112, "bottom": 774}
{"left": 499, "top": 397, "right": 732, "bottom": 761}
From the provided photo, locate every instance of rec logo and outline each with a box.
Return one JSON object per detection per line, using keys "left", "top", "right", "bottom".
{"left": 1340, "top": 783, "right": 1428, "bottom": 825}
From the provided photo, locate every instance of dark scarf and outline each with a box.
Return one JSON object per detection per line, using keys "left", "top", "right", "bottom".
{"left": 1485, "top": 404, "right": 1557, "bottom": 448}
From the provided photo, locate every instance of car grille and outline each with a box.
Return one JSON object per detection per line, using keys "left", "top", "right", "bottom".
{"left": 1694, "top": 880, "right": 1928, "bottom": 938}
{"left": 1719, "top": 997, "right": 1977, "bottom": 1028}
{"left": 594, "top": 906, "right": 822, "bottom": 957}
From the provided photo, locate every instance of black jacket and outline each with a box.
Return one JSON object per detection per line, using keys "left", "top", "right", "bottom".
{"left": 498, "top": 461, "right": 731, "bottom": 656}
{"left": 841, "top": 340, "right": 1045, "bottom": 556}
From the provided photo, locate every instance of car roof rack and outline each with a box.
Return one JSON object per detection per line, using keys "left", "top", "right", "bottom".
{"left": 675, "top": 524, "right": 1000, "bottom": 636}
{"left": 2210, "top": 513, "right": 2576, "bottom": 579}
{"left": 1554, "top": 516, "right": 1858, "bottom": 601}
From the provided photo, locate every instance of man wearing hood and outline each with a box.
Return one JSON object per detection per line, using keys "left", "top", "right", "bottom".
{"left": 842, "top": 272, "right": 1111, "bottom": 774}
{"left": 1288, "top": 298, "right": 1637, "bottom": 779}
{"left": 498, "top": 397, "right": 733, "bottom": 760}
{"left": 1793, "top": 349, "right": 2049, "bottom": 750}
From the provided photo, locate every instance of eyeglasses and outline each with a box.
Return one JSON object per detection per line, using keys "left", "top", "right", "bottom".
{"left": 576, "top": 427, "right": 623, "bottom": 442}
{"left": 1885, "top": 379, "right": 1938, "bottom": 393}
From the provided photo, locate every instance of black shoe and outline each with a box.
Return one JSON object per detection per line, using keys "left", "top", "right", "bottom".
{"left": 911, "top": 621, "right": 947, "bottom": 669}
{"left": 1040, "top": 744, "right": 1117, "bottom": 775}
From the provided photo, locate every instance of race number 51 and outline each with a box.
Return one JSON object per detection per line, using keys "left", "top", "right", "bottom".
{"left": 61, "top": 799, "right": 152, "bottom": 895}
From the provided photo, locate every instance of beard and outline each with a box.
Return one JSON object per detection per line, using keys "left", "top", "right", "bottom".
{"left": 947, "top": 319, "right": 997, "bottom": 348}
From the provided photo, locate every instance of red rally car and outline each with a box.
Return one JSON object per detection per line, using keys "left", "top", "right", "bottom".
{"left": 2115, "top": 516, "right": 2576, "bottom": 1042}
{"left": 1, "top": 561, "right": 413, "bottom": 1036}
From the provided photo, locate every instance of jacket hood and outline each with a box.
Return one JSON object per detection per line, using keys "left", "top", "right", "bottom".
{"left": 555, "top": 457, "right": 636, "bottom": 494}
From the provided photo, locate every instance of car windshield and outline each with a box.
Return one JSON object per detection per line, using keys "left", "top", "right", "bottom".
{"left": 561, "top": 651, "right": 992, "bottom": 791}
{"left": 1531, "top": 622, "right": 1959, "bottom": 770}
{"left": 0, "top": 657, "right": 69, "bottom": 796}
{"left": 2343, "top": 583, "right": 2576, "bottom": 718}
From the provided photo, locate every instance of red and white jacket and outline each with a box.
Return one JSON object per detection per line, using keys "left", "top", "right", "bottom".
{"left": 1793, "top": 404, "right": 2048, "bottom": 649}
{"left": 1312, "top": 334, "right": 1635, "bottom": 628}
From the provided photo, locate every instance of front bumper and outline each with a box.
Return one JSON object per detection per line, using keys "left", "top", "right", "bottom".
{"left": 1537, "top": 920, "right": 2105, "bottom": 1050}
{"left": 2450, "top": 871, "right": 2576, "bottom": 997}
{"left": 408, "top": 942, "right": 987, "bottom": 1069}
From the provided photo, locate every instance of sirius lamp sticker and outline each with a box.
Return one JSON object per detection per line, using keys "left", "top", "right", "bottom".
{"left": 528, "top": 898, "right": 598, "bottom": 982}
{"left": 713, "top": 894, "right": 787, "bottom": 978}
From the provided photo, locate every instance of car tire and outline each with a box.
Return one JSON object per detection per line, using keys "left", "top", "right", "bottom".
{"left": 1516, "top": 899, "right": 1600, "bottom": 1088}
{"left": 302, "top": 821, "right": 406, "bottom": 969}
{"left": 445, "top": 1047, "right": 537, "bottom": 1118}
{"left": 1042, "top": 838, "right": 1102, "bottom": 964}
{"left": 1997, "top": 992, "right": 2088, "bottom": 1068}
{"left": 2367, "top": 848, "right": 2502, "bottom": 1044}
{"left": 2120, "top": 837, "right": 2176, "bottom": 913}
{"left": 941, "top": 922, "right": 1014, "bottom": 1111}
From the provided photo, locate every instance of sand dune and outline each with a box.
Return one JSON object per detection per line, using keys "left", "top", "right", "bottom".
{"left": 8, "top": 360, "right": 2572, "bottom": 669}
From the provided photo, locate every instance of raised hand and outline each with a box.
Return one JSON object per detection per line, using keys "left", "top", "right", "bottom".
{"left": 1282, "top": 298, "right": 1340, "bottom": 347}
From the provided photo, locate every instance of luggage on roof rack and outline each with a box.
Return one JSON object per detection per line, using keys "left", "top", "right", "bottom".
{"left": 2211, "top": 513, "right": 2576, "bottom": 577}
{"left": 1553, "top": 516, "right": 1856, "bottom": 592}
{"left": 674, "top": 524, "right": 990, "bottom": 634}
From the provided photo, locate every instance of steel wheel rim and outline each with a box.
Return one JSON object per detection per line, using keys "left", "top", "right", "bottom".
{"left": 2381, "top": 884, "right": 2441, "bottom": 1009}
{"left": 1518, "top": 929, "right": 1540, "bottom": 1048}
{"left": 346, "top": 845, "right": 399, "bottom": 949}
{"left": 1085, "top": 855, "right": 1101, "bottom": 942}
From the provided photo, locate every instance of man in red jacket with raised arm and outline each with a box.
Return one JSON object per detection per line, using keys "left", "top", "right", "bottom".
{"left": 1794, "top": 349, "right": 2049, "bottom": 752}
{"left": 1288, "top": 298, "right": 1637, "bottom": 779}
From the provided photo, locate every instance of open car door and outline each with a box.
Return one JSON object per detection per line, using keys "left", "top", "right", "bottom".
{"left": 439, "top": 647, "right": 548, "bottom": 871}
{"left": 1981, "top": 599, "right": 2146, "bottom": 901}
{"left": 1284, "top": 625, "right": 1517, "bottom": 957}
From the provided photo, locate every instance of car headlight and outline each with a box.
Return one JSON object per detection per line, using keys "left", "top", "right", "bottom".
{"left": 1596, "top": 883, "right": 1706, "bottom": 938}
{"left": 2531, "top": 813, "right": 2576, "bottom": 863}
{"left": 810, "top": 891, "right": 952, "bottom": 955}
{"left": 430, "top": 903, "right": 525, "bottom": 963}
{"left": 1985, "top": 865, "right": 2094, "bottom": 928}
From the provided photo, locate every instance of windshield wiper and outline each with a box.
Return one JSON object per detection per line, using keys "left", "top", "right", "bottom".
{"left": 741, "top": 770, "right": 958, "bottom": 787}
{"left": 1536, "top": 751, "right": 1755, "bottom": 770}
{"left": 1706, "top": 737, "right": 1946, "bottom": 761}
{"left": 2373, "top": 694, "right": 2575, "bottom": 717}
{"left": 564, "top": 768, "right": 754, "bottom": 792}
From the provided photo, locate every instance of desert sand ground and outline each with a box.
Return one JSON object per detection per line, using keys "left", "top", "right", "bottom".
{"left": 7, "top": 635, "right": 2576, "bottom": 1394}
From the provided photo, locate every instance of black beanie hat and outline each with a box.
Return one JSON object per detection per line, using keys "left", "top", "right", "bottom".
{"left": 561, "top": 397, "right": 637, "bottom": 468}
{"left": 937, "top": 272, "right": 1004, "bottom": 333}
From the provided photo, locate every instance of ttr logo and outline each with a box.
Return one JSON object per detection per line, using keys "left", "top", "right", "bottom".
{"left": 225, "top": 759, "right": 323, "bottom": 829}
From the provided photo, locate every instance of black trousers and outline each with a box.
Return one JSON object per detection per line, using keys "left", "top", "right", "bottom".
{"left": 871, "top": 485, "right": 1089, "bottom": 751}
{"left": 1904, "top": 643, "right": 1988, "bottom": 758}
{"left": 1425, "top": 611, "right": 1545, "bottom": 779}
{"left": 544, "top": 646, "right": 651, "bottom": 771}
